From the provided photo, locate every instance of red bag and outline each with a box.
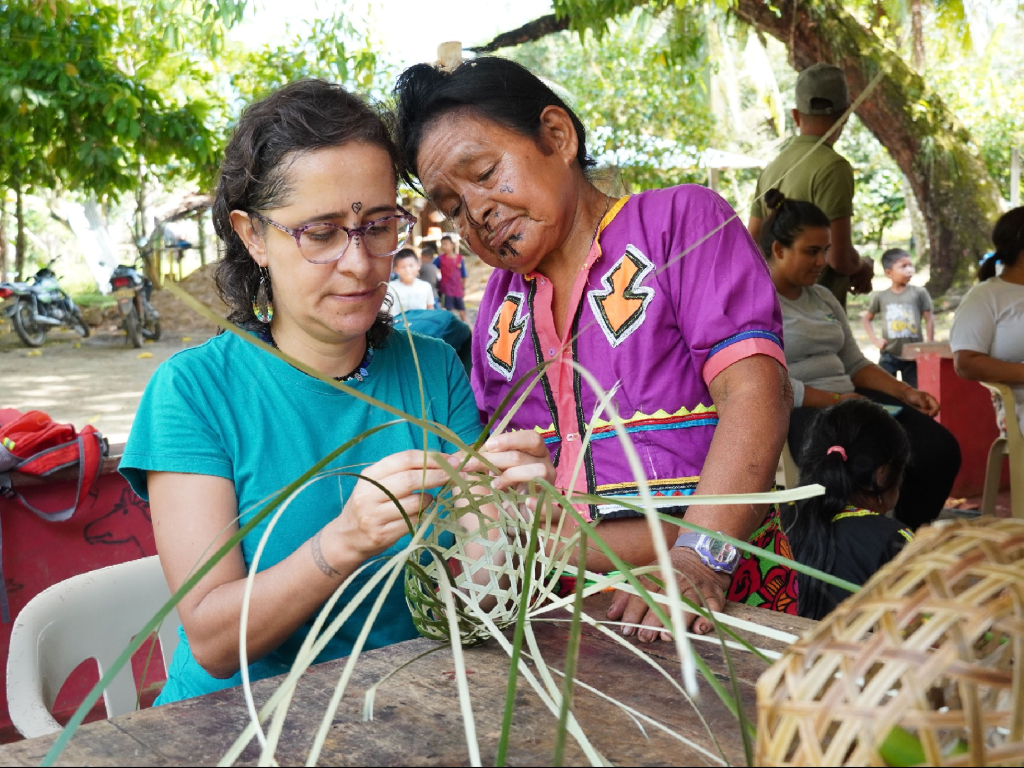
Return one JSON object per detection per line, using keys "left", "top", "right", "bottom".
{"left": 0, "top": 411, "right": 107, "bottom": 621}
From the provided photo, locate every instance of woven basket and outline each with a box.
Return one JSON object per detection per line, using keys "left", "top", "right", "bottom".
{"left": 404, "top": 484, "right": 572, "bottom": 646}
{"left": 756, "top": 517, "right": 1024, "bottom": 766}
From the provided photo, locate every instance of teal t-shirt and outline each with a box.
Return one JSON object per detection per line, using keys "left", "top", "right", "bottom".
{"left": 120, "top": 329, "right": 481, "bottom": 704}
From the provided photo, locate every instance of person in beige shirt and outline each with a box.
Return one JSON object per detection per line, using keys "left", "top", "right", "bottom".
{"left": 748, "top": 63, "right": 874, "bottom": 309}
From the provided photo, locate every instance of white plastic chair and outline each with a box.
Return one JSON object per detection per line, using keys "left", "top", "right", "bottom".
{"left": 775, "top": 441, "right": 801, "bottom": 489}
{"left": 6, "top": 556, "right": 180, "bottom": 738}
{"left": 981, "top": 382, "right": 1024, "bottom": 519}
{"left": 780, "top": 441, "right": 800, "bottom": 490}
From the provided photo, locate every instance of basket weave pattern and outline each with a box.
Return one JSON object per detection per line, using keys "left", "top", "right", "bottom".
{"left": 756, "top": 517, "right": 1024, "bottom": 766}
{"left": 404, "top": 486, "right": 572, "bottom": 646}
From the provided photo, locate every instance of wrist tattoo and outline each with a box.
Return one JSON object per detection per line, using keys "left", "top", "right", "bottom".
{"left": 311, "top": 530, "right": 341, "bottom": 578}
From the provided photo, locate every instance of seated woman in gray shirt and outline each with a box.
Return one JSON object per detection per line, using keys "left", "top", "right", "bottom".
{"left": 761, "top": 190, "right": 961, "bottom": 530}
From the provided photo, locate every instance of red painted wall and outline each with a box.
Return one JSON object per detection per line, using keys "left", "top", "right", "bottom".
{"left": 917, "top": 354, "right": 1007, "bottom": 498}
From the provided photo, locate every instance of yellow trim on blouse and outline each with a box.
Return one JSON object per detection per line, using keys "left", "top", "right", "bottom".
{"left": 832, "top": 506, "right": 913, "bottom": 542}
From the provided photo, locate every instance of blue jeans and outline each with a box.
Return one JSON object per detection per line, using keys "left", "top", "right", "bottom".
{"left": 879, "top": 351, "right": 918, "bottom": 388}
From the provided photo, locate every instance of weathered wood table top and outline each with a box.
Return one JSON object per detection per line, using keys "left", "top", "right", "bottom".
{"left": 0, "top": 593, "right": 814, "bottom": 766}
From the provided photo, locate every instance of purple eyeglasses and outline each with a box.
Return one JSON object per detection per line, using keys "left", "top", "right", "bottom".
{"left": 248, "top": 206, "right": 417, "bottom": 263}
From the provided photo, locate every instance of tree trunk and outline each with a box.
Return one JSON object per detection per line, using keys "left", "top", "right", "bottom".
{"left": 14, "top": 187, "right": 27, "bottom": 282}
{"left": 0, "top": 194, "right": 8, "bottom": 280}
{"left": 733, "top": 0, "right": 1003, "bottom": 294}
{"left": 910, "top": 0, "right": 925, "bottom": 72}
{"left": 197, "top": 210, "right": 207, "bottom": 267}
{"left": 469, "top": 14, "right": 570, "bottom": 52}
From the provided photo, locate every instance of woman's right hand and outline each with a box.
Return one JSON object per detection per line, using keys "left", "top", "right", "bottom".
{"left": 328, "top": 450, "right": 454, "bottom": 565}
{"left": 900, "top": 387, "right": 940, "bottom": 417}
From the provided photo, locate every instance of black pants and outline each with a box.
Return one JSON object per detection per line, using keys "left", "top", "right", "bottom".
{"left": 788, "top": 388, "right": 962, "bottom": 530}
{"left": 879, "top": 351, "right": 919, "bottom": 388}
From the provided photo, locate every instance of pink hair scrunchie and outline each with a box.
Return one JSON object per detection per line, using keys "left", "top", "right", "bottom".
{"left": 826, "top": 446, "right": 847, "bottom": 461}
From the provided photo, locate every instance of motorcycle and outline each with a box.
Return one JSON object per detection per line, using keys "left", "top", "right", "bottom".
{"left": 110, "top": 262, "right": 160, "bottom": 348}
{"left": 0, "top": 259, "right": 90, "bottom": 348}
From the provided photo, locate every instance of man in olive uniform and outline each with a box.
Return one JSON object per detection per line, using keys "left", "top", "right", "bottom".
{"left": 748, "top": 63, "right": 873, "bottom": 309}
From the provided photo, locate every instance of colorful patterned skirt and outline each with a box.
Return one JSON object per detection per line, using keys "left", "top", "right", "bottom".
{"left": 724, "top": 503, "right": 798, "bottom": 614}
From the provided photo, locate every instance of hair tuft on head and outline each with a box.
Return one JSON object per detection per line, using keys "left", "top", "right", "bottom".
{"left": 979, "top": 206, "right": 1024, "bottom": 281}
{"left": 758, "top": 191, "right": 830, "bottom": 259}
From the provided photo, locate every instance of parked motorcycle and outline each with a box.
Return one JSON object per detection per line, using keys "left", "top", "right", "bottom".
{"left": 0, "top": 260, "right": 90, "bottom": 347}
{"left": 110, "top": 262, "right": 160, "bottom": 348}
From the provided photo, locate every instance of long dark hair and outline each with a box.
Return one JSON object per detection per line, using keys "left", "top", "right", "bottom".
{"left": 781, "top": 400, "right": 911, "bottom": 619}
{"left": 392, "top": 56, "right": 595, "bottom": 188}
{"left": 212, "top": 79, "right": 397, "bottom": 346}
{"left": 758, "top": 188, "right": 831, "bottom": 259}
{"left": 978, "top": 206, "right": 1024, "bottom": 281}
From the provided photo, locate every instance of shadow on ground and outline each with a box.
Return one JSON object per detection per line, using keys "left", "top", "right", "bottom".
{"left": 0, "top": 320, "right": 211, "bottom": 443}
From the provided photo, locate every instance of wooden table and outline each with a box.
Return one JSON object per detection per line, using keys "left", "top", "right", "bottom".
{"left": 0, "top": 594, "right": 814, "bottom": 766}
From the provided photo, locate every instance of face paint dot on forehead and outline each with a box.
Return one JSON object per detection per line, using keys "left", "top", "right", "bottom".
{"left": 351, "top": 201, "right": 362, "bottom": 214}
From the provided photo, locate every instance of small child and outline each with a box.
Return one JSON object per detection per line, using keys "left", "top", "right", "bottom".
{"left": 862, "top": 248, "right": 934, "bottom": 388}
{"left": 781, "top": 400, "right": 914, "bottom": 621}
{"left": 434, "top": 235, "right": 467, "bottom": 321}
{"left": 418, "top": 243, "right": 441, "bottom": 305}
{"left": 386, "top": 248, "right": 435, "bottom": 314}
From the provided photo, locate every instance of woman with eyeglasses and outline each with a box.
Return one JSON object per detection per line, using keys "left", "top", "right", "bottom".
{"left": 120, "top": 80, "right": 553, "bottom": 704}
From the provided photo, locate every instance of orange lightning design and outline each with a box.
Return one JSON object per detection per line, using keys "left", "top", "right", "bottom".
{"left": 599, "top": 256, "right": 645, "bottom": 333}
{"left": 589, "top": 246, "right": 655, "bottom": 347}
{"left": 486, "top": 292, "right": 528, "bottom": 379}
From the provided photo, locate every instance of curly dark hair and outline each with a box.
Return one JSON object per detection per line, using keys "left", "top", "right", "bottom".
{"left": 212, "top": 79, "right": 398, "bottom": 347}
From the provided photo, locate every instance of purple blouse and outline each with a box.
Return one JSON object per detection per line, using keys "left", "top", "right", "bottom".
{"left": 471, "top": 185, "right": 787, "bottom": 521}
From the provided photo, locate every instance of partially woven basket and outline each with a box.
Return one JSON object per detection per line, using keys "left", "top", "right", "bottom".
{"left": 756, "top": 516, "right": 1024, "bottom": 767}
{"left": 404, "top": 485, "right": 571, "bottom": 646}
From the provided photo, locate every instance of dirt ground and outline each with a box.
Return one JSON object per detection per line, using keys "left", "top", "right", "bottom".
{"left": 0, "top": 264, "right": 226, "bottom": 443}
{"left": 0, "top": 323, "right": 213, "bottom": 445}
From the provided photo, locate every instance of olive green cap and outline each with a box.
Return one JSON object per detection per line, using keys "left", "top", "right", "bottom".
{"left": 795, "top": 63, "right": 849, "bottom": 115}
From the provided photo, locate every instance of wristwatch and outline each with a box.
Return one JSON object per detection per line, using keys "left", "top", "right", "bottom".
{"left": 674, "top": 532, "right": 740, "bottom": 575}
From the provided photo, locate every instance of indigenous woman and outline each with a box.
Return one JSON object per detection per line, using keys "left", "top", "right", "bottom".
{"left": 393, "top": 58, "right": 796, "bottom": 639}
{"left": 120, "top": 80, "right": 552, "bottom": 703}
{"left": 762, "top": 190, "right": 961, "bottom": 530}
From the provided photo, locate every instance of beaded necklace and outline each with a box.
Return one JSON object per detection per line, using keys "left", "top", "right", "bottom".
{"left": 253, "top": 325, "right": 374, "bottom": 383}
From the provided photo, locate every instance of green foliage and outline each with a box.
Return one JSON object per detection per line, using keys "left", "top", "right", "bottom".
{"left": 0, "top": 0, "right": 222, "bottom": 197}
{"left": 228, "top": 15, "right": 390, "bottom": 106}
{"left": 838, "top": 116, "right": 907, "bottom": 249}
{"left": 510, "top": 8, "right": 715, "bottom": 191}
{"left": 928, "top": 21, "right": 1024, "bottom": 204}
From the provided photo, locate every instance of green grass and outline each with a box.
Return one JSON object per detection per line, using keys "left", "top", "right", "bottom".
{"left": 71, "top": 290, "right": 117, "bottom": 308}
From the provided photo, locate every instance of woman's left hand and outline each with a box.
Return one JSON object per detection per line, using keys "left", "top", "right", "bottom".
{"left": 900, "top": 387, "right": 939, "bottom": 417}
{"left": 606, "top": 548, "right": 733, "bottom": 640}
{"left": 456, "top": 430, "right": 556, "bottom": 492}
